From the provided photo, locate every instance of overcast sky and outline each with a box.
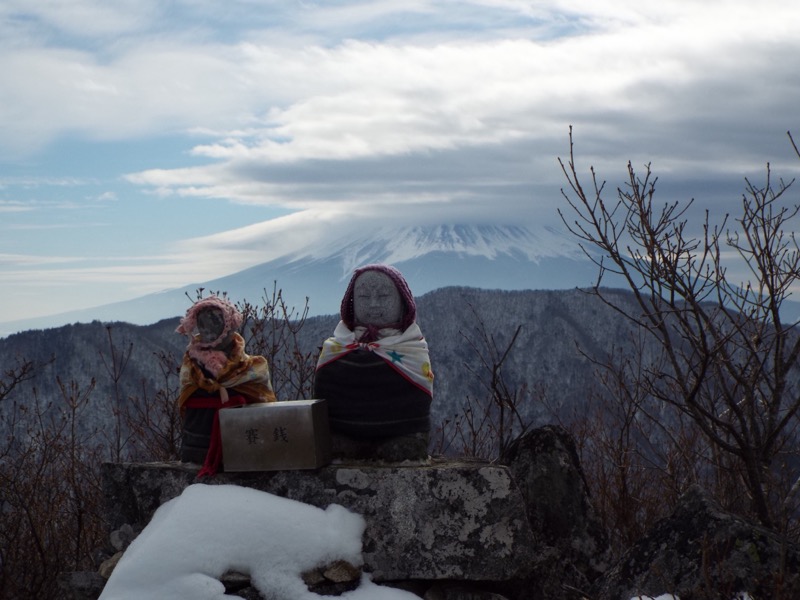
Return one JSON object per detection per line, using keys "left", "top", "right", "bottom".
{"left": 2, "top": 0, "right": 799, "bottom": 324}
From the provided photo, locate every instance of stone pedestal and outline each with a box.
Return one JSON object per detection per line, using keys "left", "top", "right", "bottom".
{"left": 330, "top": 431, "right": 430, "bottom": 462}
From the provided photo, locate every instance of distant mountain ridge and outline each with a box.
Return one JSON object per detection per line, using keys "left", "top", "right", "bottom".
{"left": 1, "top": 223, "right": 599, "bottom": 336}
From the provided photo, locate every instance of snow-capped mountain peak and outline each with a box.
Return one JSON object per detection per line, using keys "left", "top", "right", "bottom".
{"left": 1, "top": 221, "right": 594, "bottom": 335}
{"left": 295, "top": 222, "right": 583, "bottom": 274}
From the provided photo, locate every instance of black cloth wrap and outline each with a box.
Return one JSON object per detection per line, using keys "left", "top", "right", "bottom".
{"left": 180, "top": 388, "right": 217, "bottom": 464}
{"left": 314, "top": 350, "right": 431, "bottom": 437}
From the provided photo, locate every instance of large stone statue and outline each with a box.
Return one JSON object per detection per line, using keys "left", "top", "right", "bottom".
{"left": 176, "top": 296, "right": 276, "bottom": 476}
{"left": 314, "top": 264, "right": 434, "bottom": 459}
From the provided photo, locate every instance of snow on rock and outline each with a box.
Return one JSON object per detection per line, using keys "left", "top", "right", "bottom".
{"left": 99, "top": 484, "right": 418, "bottom": 600}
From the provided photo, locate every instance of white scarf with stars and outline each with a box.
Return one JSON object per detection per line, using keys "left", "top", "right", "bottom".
{"left": 316, "top": 320, "right": 434, "bottom": 395}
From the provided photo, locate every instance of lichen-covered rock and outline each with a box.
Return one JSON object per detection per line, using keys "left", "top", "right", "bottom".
{"left": 500, "top": 425, "right": 609, "bottom": 599}
{"left": 56, "top": 571, "right": 106, "bottom": 600}
{"left": 101, "top": 459, "right": 536, "bottom": 582}
{"left": 98, "top": 552, "right": 123, "bottom": 580}
{"left": 109, "top": 523, "right": 136, "bottom": 553}
{"left": 220, "top": 570, "right": 258, "bottom": 596}
{"left": 302, "top": 559, "right": 361, "bottom": 595}
{"left": 597, "top": 485, "right": 800, "bottom": 600}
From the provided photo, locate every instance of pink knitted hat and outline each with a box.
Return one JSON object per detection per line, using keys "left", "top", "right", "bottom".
{"left": 176, "top": 296, "right": 243, "bottom": 346}
{"left": 340, "top": 264, "right": 416, "bottom": 330}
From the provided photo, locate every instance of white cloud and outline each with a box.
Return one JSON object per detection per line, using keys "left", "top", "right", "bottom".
{"left": 0, "top": 253, "right": 80, "bottom": 266}
{"left": 0, "top": 202, "right": 32, "bottom": 213}
{"left": 117, "top": 5, "right": 799, "bottom": 205}
{"left": 3, "top": 0, "right": 800, "bottom": 324}
{"left": 2, "top": 1, "right": 798, "bottom": 171}
{"left": 0, "top": 1, "right": 155, "bottom": 45}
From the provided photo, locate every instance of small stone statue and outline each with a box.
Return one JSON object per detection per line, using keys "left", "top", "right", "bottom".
{"left": 176, "top": 296, "right": 276, "bottom": 475}
{"left": 314, "top": 264, "right": 434, "bottom": 460}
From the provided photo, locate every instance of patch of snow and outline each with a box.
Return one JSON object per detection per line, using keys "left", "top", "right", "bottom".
{"left": 99, "top": 484, "right": 419, "bottom": 599}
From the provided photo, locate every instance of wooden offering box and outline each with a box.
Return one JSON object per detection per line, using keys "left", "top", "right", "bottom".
{"left": 219, "top": 399, "right": 331, "bottom": 471}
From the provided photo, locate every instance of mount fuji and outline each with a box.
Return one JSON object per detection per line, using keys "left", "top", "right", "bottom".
{"left": 2, "top": 222, "right": 601, "bottom": 335}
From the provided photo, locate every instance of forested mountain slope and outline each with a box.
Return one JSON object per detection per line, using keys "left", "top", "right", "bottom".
{"left": 0, "top": 287, "right": 643, "bottom": 445}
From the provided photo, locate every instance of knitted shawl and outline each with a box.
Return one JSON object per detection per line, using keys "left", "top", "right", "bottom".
{"left": 316, "top": 321, "right": 434, "bottom": 395}
{"left": 177, "top": 332, "right": 276, "bottom": 410}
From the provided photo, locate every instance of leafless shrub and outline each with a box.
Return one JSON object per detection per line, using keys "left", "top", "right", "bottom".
{"left": 433, "top": 304, "right": 530, "bottom": 460}
{"left": 100, "top": 325, "right": 135, "bottom": 462}
{"left": 121, "top": 349, "right": 182, "bottom": 461}
{"left": 558, "top": 127, "right": 800, "bottom": 532}
{"left": 237, "top": 283, "right": 316, "bottom": 400}
{"left": 0, "top": 356, "right": 36, "bottom": 402}
{"left": 0, "top": 378, "right": 105, "bottom": 599}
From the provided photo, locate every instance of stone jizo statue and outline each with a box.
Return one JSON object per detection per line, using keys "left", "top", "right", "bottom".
{"left": 314, "top": 264, "right": 434, "bottom": 459}
{"left": 176, "top": 296, "right": 276, "bottom": 476}
{"left": 196, "top": 304, "right": 228, "bottom": 345}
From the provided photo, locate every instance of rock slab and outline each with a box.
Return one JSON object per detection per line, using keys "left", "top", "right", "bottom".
{"left": 102, "top": 459, "right": 536, "bottom": 582}
{"left": 500, "top": 425, "right": 609, "bottom": 599}
{"left": 597, "top": 484, "right": 800, "bottom": 600}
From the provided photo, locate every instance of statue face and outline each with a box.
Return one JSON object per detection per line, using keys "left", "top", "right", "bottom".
{"left": 353, "top": 270, "right": 403, "bottom": 327}
{"left": 196, "top": 307, "right": 226, "bottom": 343}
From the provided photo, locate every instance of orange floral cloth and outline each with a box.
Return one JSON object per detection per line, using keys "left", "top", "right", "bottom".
{"left": 177, "top": 332, "right": 276, "bottom": 412}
